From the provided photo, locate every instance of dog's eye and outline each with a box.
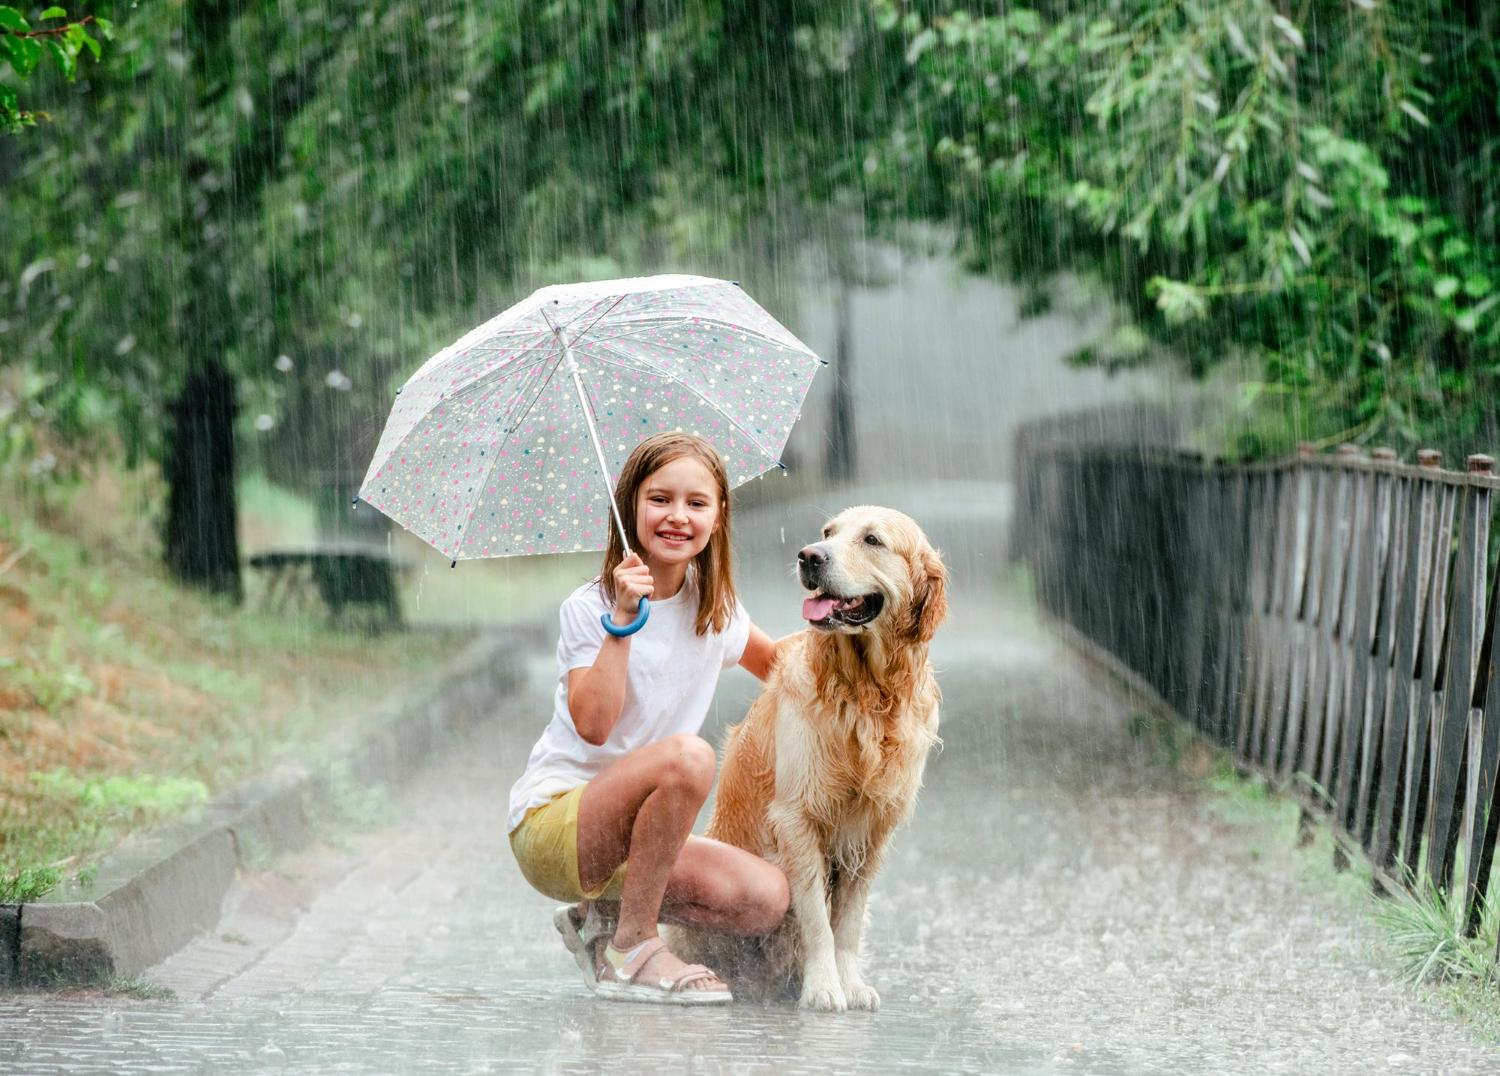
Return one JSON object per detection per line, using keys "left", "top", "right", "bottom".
{"left": 864, "top": 534, "right": 882, "bottom": 547}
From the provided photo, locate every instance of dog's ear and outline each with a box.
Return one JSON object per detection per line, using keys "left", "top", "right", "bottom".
{"left": 906, "top": 545, "right": 948, "bottom": 643}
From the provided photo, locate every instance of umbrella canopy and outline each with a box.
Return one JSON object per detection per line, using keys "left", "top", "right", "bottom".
{"left": 358, "top": 275, "right": 824, "bottom": 562}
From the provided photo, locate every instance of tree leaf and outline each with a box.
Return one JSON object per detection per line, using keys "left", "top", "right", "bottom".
{"left": 0, "top": 7, "right": 28, "bottom": 32}
{"left": 9, "top": 35, "right": 39, "bottom": 76}
{"left": 39, "top": 6, "right": 66, "bottom": 19}
{"left": 43, "top": 38, "right": 73, "bottom": 82}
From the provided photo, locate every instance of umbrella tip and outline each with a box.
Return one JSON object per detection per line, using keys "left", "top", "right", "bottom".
{"left": 732, "top": 281, "right": 740, "bottom": 286}
{"left": 818, "top": 359, "right": 829, "bottom": 366}
{"left": 351, "top": 497, "right": 359, "bottom": 507}
{"left": 451, "top": 559, "right": 457, "bottom": 568}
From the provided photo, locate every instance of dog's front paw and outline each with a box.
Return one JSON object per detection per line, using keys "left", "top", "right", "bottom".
{"left": 842, "top": 978, "right": 880, "bottom": 1011}
{"left": 798, "top": 967, "right": 847, "bottom": 1012}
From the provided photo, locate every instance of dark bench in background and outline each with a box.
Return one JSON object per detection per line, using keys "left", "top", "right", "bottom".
{"left": 247, "top": 546, "right": 410, "bottom": 632}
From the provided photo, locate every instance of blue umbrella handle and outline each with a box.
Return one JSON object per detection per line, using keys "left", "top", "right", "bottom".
{"left": 601, "top": 597, "right": 650, "bottom": 637}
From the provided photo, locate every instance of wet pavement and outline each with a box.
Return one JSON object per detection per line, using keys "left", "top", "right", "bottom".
{"left": 3, "top": 484, "right": 1497, "bottom": 1074}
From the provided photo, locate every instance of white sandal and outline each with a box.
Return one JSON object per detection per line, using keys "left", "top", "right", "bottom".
{"left": 553, "top": 903, "right": 613, "bottom": 993}
{"left": 594, "top": 937, "right": 732, "bottom": 1006}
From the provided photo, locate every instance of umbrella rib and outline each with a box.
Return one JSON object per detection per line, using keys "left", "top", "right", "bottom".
{"left": 578, "top": 318, "right": 693, "bottom": 345}
{"left": 587, "top": 317, "right": 817, "bottom": 363}
{"left": 449, "top": 350, "right": 567, "bottom": 560}
{"left": 561, "top": 294, "right": 629, "bottom": 342}
{"left": 695, "top": 320, "right": 818, "bottom": 359}
{"left": 577, "top": 341, "right": 785, "bottom": 468}
{"left": 416, "top": 332, "right": 561, "bottom": 396}
{"left": 369, "top": 348, "right": 563, "bottom": 478}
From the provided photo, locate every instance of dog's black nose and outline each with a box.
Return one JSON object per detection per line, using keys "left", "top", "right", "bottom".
{"left": 798, "top": 546, "right": 827, "bottom": 570}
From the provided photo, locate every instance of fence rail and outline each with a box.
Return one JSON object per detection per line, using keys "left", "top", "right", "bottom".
{"left": 1014, "top": 428, "right": 1500, "bottom": 957}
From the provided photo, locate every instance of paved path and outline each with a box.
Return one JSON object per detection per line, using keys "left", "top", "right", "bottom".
{"left": 3, "top": 484, "right": 1497, "bottom": 1074}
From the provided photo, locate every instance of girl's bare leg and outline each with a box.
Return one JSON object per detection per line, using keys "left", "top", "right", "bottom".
{"left": 591, "top": 837, "right": 790, "bottom": 933}
{"left": 575, "top": 734, "right": 789, "bottom": 988}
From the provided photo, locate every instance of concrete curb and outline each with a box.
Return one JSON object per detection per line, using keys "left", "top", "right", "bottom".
{"left": 0, "top": 622, "right": 547, "bottom": 989}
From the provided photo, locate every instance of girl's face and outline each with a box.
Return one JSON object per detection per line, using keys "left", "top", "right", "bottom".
{"left": 634, "top": 456, "right": 720, "bottom": 568}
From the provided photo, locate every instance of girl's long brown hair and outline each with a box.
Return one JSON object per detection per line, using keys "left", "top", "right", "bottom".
{"left": 597, "top": 432, "right": 737, "bottom": 637}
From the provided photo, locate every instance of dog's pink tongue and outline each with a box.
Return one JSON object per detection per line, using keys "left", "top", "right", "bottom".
{"left": 803, "top": 596, "right": 837, "bottom": 621}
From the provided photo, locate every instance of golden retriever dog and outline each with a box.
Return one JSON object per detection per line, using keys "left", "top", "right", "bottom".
{"left": 672, "top": 505, "right": 947, "bottom": 1011}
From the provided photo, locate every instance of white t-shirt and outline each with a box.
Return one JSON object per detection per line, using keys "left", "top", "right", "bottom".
{"left": 506, "top": 567, "right": 751, "bottom": 832}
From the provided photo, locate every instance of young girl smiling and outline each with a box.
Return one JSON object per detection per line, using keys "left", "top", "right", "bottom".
{"left": 507, "top": 432, "right": 792, "bottom": 1003}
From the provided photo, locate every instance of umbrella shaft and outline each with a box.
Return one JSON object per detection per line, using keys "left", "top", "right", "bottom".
{"left": 562, "top": 339, "right": 635, "bottom": 557}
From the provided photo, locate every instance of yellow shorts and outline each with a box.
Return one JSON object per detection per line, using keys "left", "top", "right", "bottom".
{"left": 509, "top": 785, "right": 629, "bottom": 903}
{"left": 509, "top": 783, "right": 697, "bottom": 904}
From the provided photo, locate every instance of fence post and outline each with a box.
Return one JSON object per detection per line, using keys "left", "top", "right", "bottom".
{"left": 1182, "top": 465, "right": 1214, "bottom": 729}
{"left": 1311, "top": 449, "right": 1358, "bottom": 798}
{"left": 1424, "top": 455, "right": 1493, "bottom": 895}
{"left": 1206, "top": 465, "right": 1239, "bottom": 745}
{"left": 1246, "top": 469, "right": 1282, "bottom": 762}
{"left": 1278, "top": 447, "right": 1314, "bottom": 780}
{"left": 1334, "top": 450, "right": 1394, "bottom": 840}
{"left": 1289, "top": 460, "right": 1332, "bottom": 786}
{"left": 1272, "top": 448, "right": 1316, "bottom": 776}
{"left": 1230, "top": 471, "right": 1254, "bottom": 756}
{"left": 1353, "top": 448, "right": 1401, "bottom": 850}
{"left": 1371, "top": 449, "right": 1429, "bottom": 871}
{"left": 1400, "top": 462, "right": 1459, "bottom": 876}
{"left": 1254, "top": 466, "right": 1298, "bottom": 770}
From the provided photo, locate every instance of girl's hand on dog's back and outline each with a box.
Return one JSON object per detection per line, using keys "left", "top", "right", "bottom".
{"left": 613, "top": 553, "right": 654, "bottom": 625}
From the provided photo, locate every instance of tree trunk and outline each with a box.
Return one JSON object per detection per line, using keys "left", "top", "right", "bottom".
{"left": 164, "top": 361, "right": 241, "bottom": 602}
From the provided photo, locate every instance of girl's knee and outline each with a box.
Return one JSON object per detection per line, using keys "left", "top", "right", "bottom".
{"left": 659, "top": 734, "right": 715, "bottom": 797}
{"left": 735, "top": 864, "right": 790, "bottom": 933}
{"left": 760, "top": 867, "right": 791, "bottom": 929}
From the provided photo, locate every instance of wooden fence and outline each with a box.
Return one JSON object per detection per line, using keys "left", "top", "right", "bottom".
{"left": 1013, "top": 430, "right": 1500, "bottom": 955}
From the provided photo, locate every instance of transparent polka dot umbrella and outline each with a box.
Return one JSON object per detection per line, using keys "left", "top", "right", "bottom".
{"left": 357, "top": 275, "right": 825, "bottom": 626}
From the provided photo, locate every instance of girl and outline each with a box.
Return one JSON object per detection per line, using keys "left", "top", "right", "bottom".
{"left": 507, "top": 431, "right": 792, "bottom": 1004}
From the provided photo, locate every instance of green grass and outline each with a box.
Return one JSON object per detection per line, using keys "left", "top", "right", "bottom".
{"left": 99, "top": 975, "right": 176, "bottom": 1001}
{"left": 1373, "top": 880, "right": 1500, "bottom": 988}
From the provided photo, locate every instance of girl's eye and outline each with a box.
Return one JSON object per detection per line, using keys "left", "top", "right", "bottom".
{"left": 864, "top": 534, "right": 882, "bottom": 547}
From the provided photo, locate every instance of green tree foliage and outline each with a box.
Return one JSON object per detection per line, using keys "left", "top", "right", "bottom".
{"left": 0, "top": 5, "right": 110, "bottom": 133}
{"left": 867, "top": 1, "right": 1500, "bottom": 458}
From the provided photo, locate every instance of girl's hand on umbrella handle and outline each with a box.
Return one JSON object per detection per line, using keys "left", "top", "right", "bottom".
{"left": 613, "top": 554, "right": 654, "bottom": 624}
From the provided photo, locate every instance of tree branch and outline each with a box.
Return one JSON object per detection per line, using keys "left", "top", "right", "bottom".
{"left": 1, "top": 15, "right": 96, "bottom": 40}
